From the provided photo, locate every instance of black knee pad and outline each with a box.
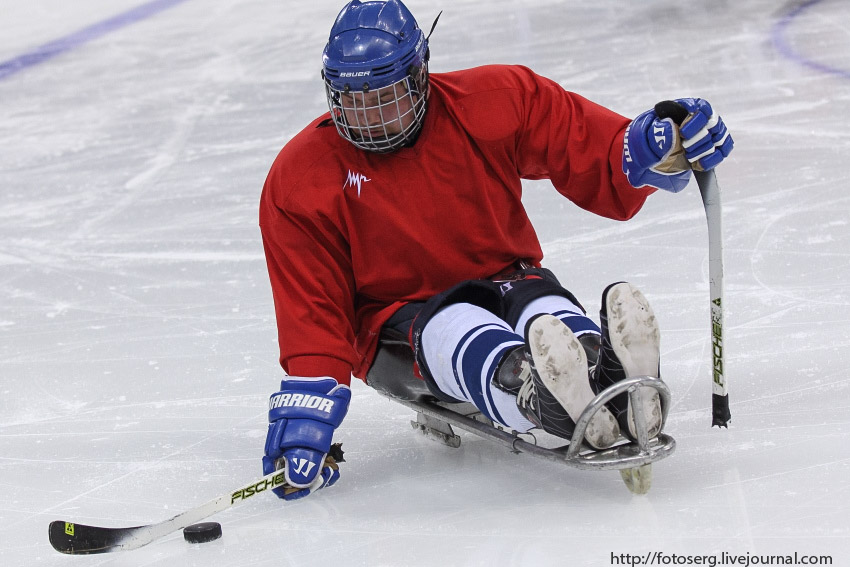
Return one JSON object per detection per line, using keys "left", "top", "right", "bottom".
{"left": 496, "top": 267, "right": 587, "bottom": 327}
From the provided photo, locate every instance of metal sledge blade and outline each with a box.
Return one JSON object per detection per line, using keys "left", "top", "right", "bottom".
{"left": 411, "top": 412, "right": 462, "bottom": 448}
{"left": 620, "top": 464, "right": 653, "bottom": 495}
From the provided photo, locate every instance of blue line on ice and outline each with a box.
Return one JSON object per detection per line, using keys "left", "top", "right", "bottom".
{"left": 0, "top": 0, "right": 191, "bottom": 81}
{"left": 772, "top": 0, "right": 850, "bottom": 80}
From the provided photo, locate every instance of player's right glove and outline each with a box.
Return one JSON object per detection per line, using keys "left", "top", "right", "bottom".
{"left": 623, "top": 98, "right": 733, "bottom": 193}
{"left": 263, "top": 376, "right": 351, "bottom": 501}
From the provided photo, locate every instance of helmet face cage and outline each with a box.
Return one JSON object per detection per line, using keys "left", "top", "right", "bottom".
{"left": 324, "top": 63, "right": 429, "bottom": 153}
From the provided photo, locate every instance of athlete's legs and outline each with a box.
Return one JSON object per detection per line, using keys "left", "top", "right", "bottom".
{"left": 513, "top": 294, "right": 601, "bottom": 353}
{"left": 420, "top": 302, "right": 536, "bottom": 432}
{"left": 419, "top": 293, "right": 619, "bottom": 448}
{"left": 500, "top": 294, "right": 619, "bottom": 448}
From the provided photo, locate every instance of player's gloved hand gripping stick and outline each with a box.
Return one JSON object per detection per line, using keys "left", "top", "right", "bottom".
{"left": 695, "top": 163, "right": 729, "bottom": 427}
{"left": 49, "top": 376, "right": 350, "bottom": 554}
{"left": 48, "top": 444, "right": 346, "bottom": 554}
{"left": 622, "top": 98, "right": 732, "bottom": 426}
{"left": 263, "top": 376, "right": 351, "bottom": 500}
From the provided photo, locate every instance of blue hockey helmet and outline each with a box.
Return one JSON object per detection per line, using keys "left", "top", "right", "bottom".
{"left": 322, "top": 0, "right": 431, "bottom": 152}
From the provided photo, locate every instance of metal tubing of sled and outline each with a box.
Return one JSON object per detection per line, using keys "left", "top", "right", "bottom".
{"left": 565, "top": 375, "right": 671, "bottom": 459}
{"left": 630, "top": 387, "right": 650, "bottom": 450}
{"left": 388, "top": 376, "right": 675, "bottom": 472}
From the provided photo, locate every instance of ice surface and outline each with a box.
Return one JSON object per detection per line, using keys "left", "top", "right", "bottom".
{"left": 1, "top": 0, "right": 849, "bottom": 565}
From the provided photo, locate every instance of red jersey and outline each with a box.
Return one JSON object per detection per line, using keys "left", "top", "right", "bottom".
{"left": 260, "top": 65, "right": 654, "bottom": 385}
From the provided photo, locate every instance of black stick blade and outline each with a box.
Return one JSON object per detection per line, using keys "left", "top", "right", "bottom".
{"left": 49, "top": 520, "right": 139, "bottom": 554}
{"left": 712, "top": 394, "right": 731, "bottom": 428}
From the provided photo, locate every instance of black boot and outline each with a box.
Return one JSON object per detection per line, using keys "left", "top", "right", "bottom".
{"left": 494, "top": 315, "right": 619, "bottom": 449}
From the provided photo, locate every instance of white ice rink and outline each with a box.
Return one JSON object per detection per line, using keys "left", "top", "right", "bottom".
{"left": 2, "top": 0, "right": 849, "bottom": 565}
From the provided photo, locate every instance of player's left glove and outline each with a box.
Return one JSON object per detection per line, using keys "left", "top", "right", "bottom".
{"left": 623, "top": 98, "right": 733, "bottom": 192}
{"left": 262, "top": 376, "right": 351, "bottom": 501}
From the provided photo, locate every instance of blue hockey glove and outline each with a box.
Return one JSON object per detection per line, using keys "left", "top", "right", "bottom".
{"left": 262, "top": 376, "right": 351, "bottom": 501}
{"left": 623, "top": 98, "right": 733, "bottom": 192}
{"left": 672, "top": 98, "right": 734, "bottom": 171}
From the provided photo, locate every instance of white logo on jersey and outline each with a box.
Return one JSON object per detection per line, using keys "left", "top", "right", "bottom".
{"left": 343, "top": 170, "right": 371, "bottom": 197}
{"left": 269, "top": 393, "right": 335, "bottom": 414}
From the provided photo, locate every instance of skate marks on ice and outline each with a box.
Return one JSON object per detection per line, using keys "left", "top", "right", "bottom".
{"left": 2, "top": 0, "right": 850, "bottom": 564}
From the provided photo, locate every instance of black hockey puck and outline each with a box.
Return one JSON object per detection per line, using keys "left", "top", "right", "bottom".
{"left": 183, "top": 522, "right": 222, "bottom": 544}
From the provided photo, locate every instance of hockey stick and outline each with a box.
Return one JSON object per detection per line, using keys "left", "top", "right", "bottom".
{"left": 654, "top": 102, "right": 730, "bottom": 427}
{"left": 48, "top": 468, "right": 286, "bottom": 554}
{"left": 695, "top": 169, "right": 730, "bottom": 427}
{"left": 49, "top": 444, "right": 344, "bottom": 554}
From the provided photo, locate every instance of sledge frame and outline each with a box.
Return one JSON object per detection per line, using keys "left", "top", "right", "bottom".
{"left": 367, "top": 333, "right": 675, "bottom": 492}
{"left": 385, "top": 376, "right": 675, "bottom": 472}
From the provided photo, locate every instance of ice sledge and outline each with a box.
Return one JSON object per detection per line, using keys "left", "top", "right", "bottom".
{"left": 367, "top": 332, "right": 676, "bottom": 494}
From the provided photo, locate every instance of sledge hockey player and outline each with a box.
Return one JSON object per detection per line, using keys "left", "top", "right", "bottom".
{"left": 259, "top": 0, "right": 733, "bottom": 500}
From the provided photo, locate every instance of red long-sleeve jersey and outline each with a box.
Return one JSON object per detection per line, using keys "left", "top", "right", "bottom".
{"left": 259, "top": 64, "right": 654, "bottom": 385}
